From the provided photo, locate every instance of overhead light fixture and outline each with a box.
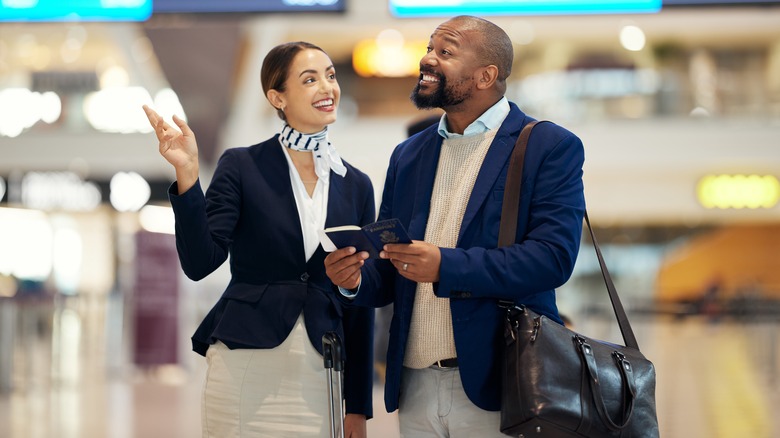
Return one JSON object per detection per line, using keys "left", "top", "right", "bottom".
{"left": 0, "top": 88, "right": 62, "bottom": 137}
{"left": 620, "top": 25, "right": 646, "bottom": 52}
{"left": 353, "top": 30, "right": 427, "bottom": 78}
{"left": 139, "top": 205, "right": 175, "bottom": 235}
{"left": 110, "top": 171, "right": 151, "bottom": 212}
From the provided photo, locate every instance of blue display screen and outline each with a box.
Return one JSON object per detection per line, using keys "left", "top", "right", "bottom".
{"left": 0, "top": 0, "right": 346, "bottom": 21}
{"left": 0, "top": 0, "right": 153, "bottom": 22}
{"left": 389, "top": 0, "right": 663, "bottom": 17}
{"left": 152, "top": 0, "right": 346, "bottom": 13}
{"left": 664, "top": 0, "right": 778, "bottom": 4}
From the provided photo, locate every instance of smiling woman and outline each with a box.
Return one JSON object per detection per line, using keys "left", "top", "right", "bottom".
{"left": 140, "top": 40, "right": 376, "bottom": 438}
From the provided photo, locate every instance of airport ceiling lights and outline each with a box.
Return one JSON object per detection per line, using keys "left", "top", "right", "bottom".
{"left": 353, "top": 21, "right": 648, "bottom": 78}
{"left": 0, "top": 24, "right": 186, "bottom": 138}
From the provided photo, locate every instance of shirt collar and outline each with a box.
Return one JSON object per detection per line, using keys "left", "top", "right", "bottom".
{"left": 437, "top": 96, "right": 510, "bottom": 139}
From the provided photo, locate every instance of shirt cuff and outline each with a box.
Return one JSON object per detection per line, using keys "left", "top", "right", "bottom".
{"left": 338, "top": 278, "right": 361, "bottom": 298}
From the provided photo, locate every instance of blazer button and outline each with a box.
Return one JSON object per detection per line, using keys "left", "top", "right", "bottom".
{"left": 300, "top": 272, "right": 310, "bottom": 282}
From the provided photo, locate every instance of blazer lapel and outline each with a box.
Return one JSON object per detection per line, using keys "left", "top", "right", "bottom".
{"left": 325, "top": 171, "right": 347, "bottom": 228}
{"left": 408, "top": 131, "right": 443, "bottom": 241}
{"left": 261, "top": 142, "right": 307, "bottom": 262}
{"left": 458, "top": 105, "right": 528, "bottom": 244}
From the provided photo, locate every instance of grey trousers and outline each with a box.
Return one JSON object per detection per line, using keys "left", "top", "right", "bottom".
{"left": 398, "top": 366, "right": 507, "bottom": 438}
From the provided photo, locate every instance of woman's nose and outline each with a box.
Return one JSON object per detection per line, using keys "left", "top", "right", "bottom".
{"left": 320, "top": 78, "right": 333, "bottom": 93}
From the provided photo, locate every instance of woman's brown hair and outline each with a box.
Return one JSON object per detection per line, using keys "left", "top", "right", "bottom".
{"left": 261, "top": 41, "right": 326, "bottom": 121}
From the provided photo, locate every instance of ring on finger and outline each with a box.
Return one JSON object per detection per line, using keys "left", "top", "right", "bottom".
{"left": 402, "top": 263, "right": 409, "bottom": 271}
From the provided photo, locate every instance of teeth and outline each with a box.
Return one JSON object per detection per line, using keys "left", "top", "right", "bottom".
{"left": 314, "top": 99, "right": 333, "bottom": 108}
{"left": 422, "top": 74, "right": 439, "bottom": 82}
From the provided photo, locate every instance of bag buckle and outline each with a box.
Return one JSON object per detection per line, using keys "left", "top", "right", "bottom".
{"left": 613, "top": 351, "right": 632, "bottom": 372}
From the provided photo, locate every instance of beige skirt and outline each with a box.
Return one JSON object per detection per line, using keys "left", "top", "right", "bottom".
{"left": 202, "top": 314, "right": 331, "bottom": 438}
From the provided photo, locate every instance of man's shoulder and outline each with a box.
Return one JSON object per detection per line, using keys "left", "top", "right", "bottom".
{"left": 502, "top": 103, "right": 581, "bottom": 145}
{"left": 392, "top": 125, "right": 440, "bottom": 158}
{"left": 534, "top": 120, "right": 580, "bottom": 143}
{"left": 524, "top": 120, "right": 585, "bottom": 163}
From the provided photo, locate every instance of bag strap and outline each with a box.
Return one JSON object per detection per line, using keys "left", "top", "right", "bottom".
{"left": 497, "top": 120, "right": 537, "bottom": 247}
{"left": 584, "top": 211, "right": 639, "bottom": 349}
{"left": 498, "top": 121, "right": 640, "bottom": 351}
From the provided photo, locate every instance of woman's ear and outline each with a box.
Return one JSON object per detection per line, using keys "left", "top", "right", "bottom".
{"left": 267, "top": 89, "right": 285, "bottom": 111}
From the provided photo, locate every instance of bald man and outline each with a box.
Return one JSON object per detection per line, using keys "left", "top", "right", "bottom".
{"left": 326, "top": 16, "right": 586, "bottom": 437}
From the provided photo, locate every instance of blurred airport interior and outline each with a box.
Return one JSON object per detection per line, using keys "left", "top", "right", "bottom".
{"left": 1, "top": 0, "right": 780, "bottom": 437}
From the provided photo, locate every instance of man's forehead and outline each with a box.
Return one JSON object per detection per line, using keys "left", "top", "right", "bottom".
{"left": 430, "top": 23, "right": 473, "bottom": 44}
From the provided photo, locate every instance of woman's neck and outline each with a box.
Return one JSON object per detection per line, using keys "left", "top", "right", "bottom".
{"left": 287, "top": 122, "right": 327, "bottom": 135}
{"left": 285, "top": 149, "right": 317, "bottom": 196}
{"left": 286, "top": 149, "right": 316, "bottom": 176}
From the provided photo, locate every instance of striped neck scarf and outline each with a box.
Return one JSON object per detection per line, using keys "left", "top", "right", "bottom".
{"left": 278, "top": 124, "right": 347, "bottom": 178}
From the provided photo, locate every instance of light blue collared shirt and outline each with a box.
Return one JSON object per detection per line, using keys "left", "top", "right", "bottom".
{"left": 436, "top": 96, "right": 510, "bottom": 139}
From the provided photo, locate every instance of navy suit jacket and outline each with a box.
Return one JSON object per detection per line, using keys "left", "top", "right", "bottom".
{"left": 351, "top": 103, "right": 585, "bottom": 412}
{"left": 168, "top": 135, "right": 376, "bottom": 417}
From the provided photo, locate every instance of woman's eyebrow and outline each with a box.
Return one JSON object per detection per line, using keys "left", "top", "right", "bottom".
{"left": 298, "top": 65, "right": 335, "bottom": 78}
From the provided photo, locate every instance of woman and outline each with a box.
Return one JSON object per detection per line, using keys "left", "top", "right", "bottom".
{"left": 142, "top": 41, "right": 374, "bottom": 437}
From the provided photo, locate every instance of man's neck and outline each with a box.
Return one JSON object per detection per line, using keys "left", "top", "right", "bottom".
{"left": 443, "top": 95, "right": 504, "bottom": 134}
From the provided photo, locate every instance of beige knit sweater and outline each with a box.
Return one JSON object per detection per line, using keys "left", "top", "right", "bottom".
{"left": 404, "top": 129, "right": 498, "bottom": 368}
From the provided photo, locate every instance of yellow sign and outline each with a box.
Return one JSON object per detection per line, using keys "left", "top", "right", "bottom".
{"left": 697, "top": 174, "right": 780, "bottom": 209}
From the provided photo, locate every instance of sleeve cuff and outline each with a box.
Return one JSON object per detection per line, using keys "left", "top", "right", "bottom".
{"left": 338, "top": 278, "right": 361, "bottom": 298}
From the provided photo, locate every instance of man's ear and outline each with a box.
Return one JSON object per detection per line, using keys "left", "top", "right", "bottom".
{"left": 476, "top": 65, "right": 499, "bottom": 90}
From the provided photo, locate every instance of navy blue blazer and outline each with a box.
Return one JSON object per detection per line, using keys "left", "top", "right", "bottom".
{"left": 351, "top": 103, "right": 585, "bottom": 412}
{"left": 168, "top": 135, "right": 376, "bottom": 417}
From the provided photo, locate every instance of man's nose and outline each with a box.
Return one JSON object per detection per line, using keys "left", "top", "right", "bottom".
{"left": 420, "top": 51, "right": 437, "bottom": 67}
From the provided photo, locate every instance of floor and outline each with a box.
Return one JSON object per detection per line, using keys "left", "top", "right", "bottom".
{"left": 1, "top": 296, "right": 779, "bottom": 438}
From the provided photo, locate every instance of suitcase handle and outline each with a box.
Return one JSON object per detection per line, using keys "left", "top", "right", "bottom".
{"left": 322, "top": 331, "right": 344, "bottom": 372}
{"left": 322, "top": 331, "right": 345, "bottom": 438}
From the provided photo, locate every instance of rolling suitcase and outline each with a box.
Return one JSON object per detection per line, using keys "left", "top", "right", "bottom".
{"left": 322, "top": 331, "right": 345, "bottom": 438}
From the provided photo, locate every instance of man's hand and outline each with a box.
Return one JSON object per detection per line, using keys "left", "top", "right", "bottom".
{"left": 324, "top": 247, "right": 369, "bottom": 290}
{"left": 380, "top": 240, "right": 441, "bottom": 283}
{"left": 344, "top": 413, "right": 367, "bottom": 438}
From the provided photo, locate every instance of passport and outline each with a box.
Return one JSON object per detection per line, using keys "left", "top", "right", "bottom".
{"left": 319, "top": 218, "right": 412, "bottom": 259}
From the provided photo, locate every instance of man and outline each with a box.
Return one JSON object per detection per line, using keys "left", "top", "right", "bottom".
{"left": 325, "top": 15, "right": 585, "bottom": 437}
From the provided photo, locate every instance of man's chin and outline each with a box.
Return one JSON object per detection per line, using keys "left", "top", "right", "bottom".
{"left": 410, "top": 90, "right": 440, "bottom": 110}
{"left": 411, "top": 100, "right": 437, "bottom": 110}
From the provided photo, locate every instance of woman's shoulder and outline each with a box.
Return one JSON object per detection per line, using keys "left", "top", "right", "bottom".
{"left": 341, "top": 159, "right": 367, "bottom": 177}
{"left": 218, "top": 135, "right": 281, "bottom": 162}
{"left": 340, "top": 160, "right": 372, "bottom": 186}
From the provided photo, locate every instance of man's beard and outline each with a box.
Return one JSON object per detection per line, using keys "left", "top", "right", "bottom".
{"left": 410, "top": 73, "right": 471, "bottom": 110}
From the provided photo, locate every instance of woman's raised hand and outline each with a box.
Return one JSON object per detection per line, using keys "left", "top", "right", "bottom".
{"left": 142, "top": 105, "right": 199, "bottom": 193}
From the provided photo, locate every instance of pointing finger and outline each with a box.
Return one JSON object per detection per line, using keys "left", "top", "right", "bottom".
{"left": 172, "top": 114, "right": 194, "bottom": 137}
